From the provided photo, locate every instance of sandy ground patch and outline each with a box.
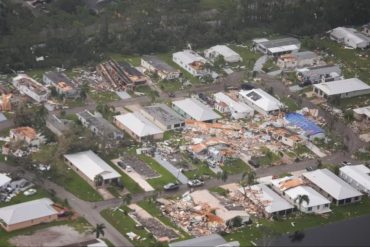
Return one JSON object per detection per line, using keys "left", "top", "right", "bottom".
{"left": 10, "top": 225, "right": 94, "bottom": 247}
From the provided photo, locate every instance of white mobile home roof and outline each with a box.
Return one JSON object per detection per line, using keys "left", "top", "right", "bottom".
{"left": 340, "top": 165, "right": 370, "bottom": 191}
{"left": 239, "top": 88, "right": 283, "bottom": 112}
{"left": 0, "top": 198, "right": 57, "bottom": 225}
{"left": 240, "top": 184, "right": 293, "bottom": 214}
{"left": 353, "top": 106, "right": 370, "bottom": 118}
{"left": 285, "top": 185, "right": 331, "bottom": 208}
{"left": 331, "top": 27, "right": 370, "bottom": 46}
{"left": 64, "top": 150, "right": 121, "bottom": 181}
{"left": 173, "top": 98, "right": 221, "bottom": 121}
{"left": 303, "top": 169, "right": 362, "bottom": 200}
{"left": 0, "top": 173, "right": 11, "bottom": 187}
{"left": 172, "top": 50, "right": 207, "bottom": 65}
{"left": 114, "top": 112, "right": 164, "bottom": 137}
{"left": 313, "top": 78, "right": 370, "bottom": 96}
{"left": 205, "top": 45, "right": 241, "bottom": 61}
{"left": 214, "top": 92, "right": 253, "bottom": 114}
{"left": 268, "top": 44, "right": 300, "bottom": 54}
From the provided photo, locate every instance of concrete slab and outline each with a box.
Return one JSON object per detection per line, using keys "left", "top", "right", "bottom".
{"left": 116, "top": 91, "right": 131, "bottom": 100}
{"left": 154, "top": 154, "right": 188, "bottom": 184}
{"left": 111, "top": 159, "right": 155, "bottom": 192}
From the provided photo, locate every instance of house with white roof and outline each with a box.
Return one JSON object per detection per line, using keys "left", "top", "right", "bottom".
{"left": 214, "top": 92, "right": 254, "bottom": 119}
{"left": 313, "top": 78, "right": 370, "bottom": 99}
{"left": 330, "top": 27, "right": 370, "bottom": 49}
{"left": 239, "top": 184, "right": 294, "bottom": 217}
{"left": 303, "top": 169, "right": 362, "bottom": 205}
{"left": 113, "top": 112, "right": 164, "bottom": 142}
{"left": 0, "top": 198, "right": 59, "bottom": 231}
{"left": 172, "top": 50, "right": 208, "bottom": 77}
{"left": 12, "top": 74, "right": 50, "bottom": 103}
{"left": 253, "top": 37, "right": 301, "bottom": 56}
{"left": 239, "top": 89, "right": 284, "bottom": 116}
{"left": 0, "top": 173, "right": 11, "bottom": 189}
{"left": 271, "top": 176, "right": 331, "bottom": 214}
{"left": 204, "top": 45, "right": 242, "bottom": 63}
{"left": 172, "top": 98, "right": 221, "bottom": 123}
{"left": 64, "top": 150, "right": 121, "bottom": 186}
{"left": 340, "top": 165, "right": 370, "bottom": 196}
{"left": 353, "top": 106, "right": 370, "bottom": 122}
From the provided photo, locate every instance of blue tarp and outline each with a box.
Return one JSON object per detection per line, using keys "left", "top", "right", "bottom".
{"left": 285, "top": 113, "right": 324, "bottom": 136}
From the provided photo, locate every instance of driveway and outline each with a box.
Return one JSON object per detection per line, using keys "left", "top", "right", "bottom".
{"left": 253, "top": 55, "right": 268, "bottom": 72}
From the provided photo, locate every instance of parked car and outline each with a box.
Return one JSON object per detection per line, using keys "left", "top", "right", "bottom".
{"left": 248, "top": 160, "right": 259, "bottom": 168}
{"left": 241, "top": 83, "right": 255, "bottom": 90}
{"left": 163, "top": 182, "right": 179, "bottom": 191}
{"left": 23, "top": 188, "right": 37, "bottom": 196}
{"left": 117, "top": 161, "right": 127, "bottom": 169}
{"left": 126, "top": 165, "right": 133, "bottom": 172}
{"left": 187, "top": 179, "right": 204, "bottom": 187}
{"left": 341, "top": 161, "right": 351, "bottom": 166}
{"left": 306, "top": 166, "right": 315, "bottom": 171}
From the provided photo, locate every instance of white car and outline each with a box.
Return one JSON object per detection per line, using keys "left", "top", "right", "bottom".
{"left": 23, "top": 188, "right": 37, "bottom": 196}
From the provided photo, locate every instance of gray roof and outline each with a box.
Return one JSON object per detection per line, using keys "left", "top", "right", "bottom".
{"left": 259, "top": 37, "right": 300, "bottom": 49}
{"left": 77, "top": 110, "right": 122, "bottom": 138}
{"left": 172, "top": 98, "right": 221, "bottom": 121}
{"left": 299, "top": 64, "right": 341, "bottom": 77}
{"left": 0, "top": 198, "right": 58, "bottom": 225}
{"left": 142, "top": 104, "right": 184, "bottom": 126}
{"left": 294, "top": 51, "right": 318, "bottom": 60}
{"left": 47, "top": 114, "right": 73, "bottom": 133}
{"left": 169, "top": 234, "right": 233, "bottom": 247}
{"left": 142, "top": 55, "right": 178, "bottom": 73}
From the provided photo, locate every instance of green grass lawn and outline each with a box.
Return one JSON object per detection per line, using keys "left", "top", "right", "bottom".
{"left": 209, "top": 186, "right": 229, "bottom": 196}
{"left": 32, "top": 145, "right": 103, "bottom": 202}
{"left": 256, "top": 147, "right": 282, "bottom": 166}
{"left": 88, "top": 90, "right": 120, "bottom": 104}
{"left": 140, "top": 155, "right": 177, "bottom": 190}
{"left": 281, "top": 97, "right": 300, "bottom": 112}
{"left": 138, "top": 200, "right": 190, "bottom": 238}
{"left": 225, "top": 197, "right": 370, "bottom": 246}
{"left": 158, "top": 79, "right": 183, "bottom": 92}
{"left": 262, "top": 58, "right": 279, "bottom": 73}
{"left": 0, "top": 217, "right": 90, "bottom": 247}
{"left": 181, "top": 153, "right": 216, "bottom": 179}
{"left": 199, "top": 0, "right": 234, "bottom": 10}
{"left": 101, "top": 206, "right": 158, "bottom": 247}
{"left": 221, "top": 158, "right": 251, "bottom": 174}
{"left": 228, "top": 44, "right": 261, "bottom": 71}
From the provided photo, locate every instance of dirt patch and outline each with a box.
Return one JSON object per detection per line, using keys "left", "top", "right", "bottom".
{"left": 10, "top": 225, "right": 94, "bottom": 247}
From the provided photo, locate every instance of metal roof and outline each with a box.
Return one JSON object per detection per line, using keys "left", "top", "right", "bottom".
{"left": 114, "top": 112, "right": 164, "bottom": 137}
{"left": 239, "top": 89, "right": 283, "bottom": 112}
{"left": 0, "top": 198, "right": 58, "bottom": 225}
{"left": 259, "top": 37, "right": 300, "bottom": 49}
{"left": 205, "top": 45, "right": 241, "bottom": 60}
{"left": 172, "top": 50, "right": 207, "bottom": 65}
{"left": 142, "top": 104, "right": 184, "bottom": 126}
{"left": 0, "top": 173, "right": 11, "bottom": 187}
{"left": 303, "top": 169, "right": 362, "bottom": 200}
{"left": 340, "top": 165, "right": 370, "bottom": 191}
{"left": 169, "top": 234, "right": 229, "bottom": 247}
{"left": 172, "top": 98, "right": 221, "bottom": 121}
{"left": 313, "top": 78, "right": 370, "bottom": 96}
{"left": 64, "top": 150, "right": 121, "bottom": 181}
{"left": 285, "top": 185, "right": 331, "bottom": 208}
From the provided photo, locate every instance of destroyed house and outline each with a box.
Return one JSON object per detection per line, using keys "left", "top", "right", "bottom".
{"left": 10, "top": 127, "right": 41, "bottom": 146}
{"left": 97, "top": 59, "right": 146, "bottom": 90}
{"left": 76, "top": 110, "right": 123, "bottom": 141}
{"left": 141, "top": 55, "right": 180, "bottom": 80}
{"left": 43, "top": 71, "right": 79, "bottom": 98}
{"left": 285, "top": 113, "right": 325, "bottom": 140}
{"left": 172, "top": 50, "right": 208, "bottom": 77}
{"left": 46, "top": 115, "right": 73, "bottom": 137}
{"left": 277, "top": 51, "right": 320, "bottom": 69}
{"left": 12, "top": 74, "right": 49, "bottom": 103}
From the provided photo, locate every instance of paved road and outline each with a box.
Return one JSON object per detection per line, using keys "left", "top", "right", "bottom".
{"left": 0, "top": 162, "right": 133, "bottom": 247}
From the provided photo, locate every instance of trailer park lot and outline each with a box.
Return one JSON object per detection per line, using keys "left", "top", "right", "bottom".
{"left": 0, "top": 28, "right": 370, "bottom": 246}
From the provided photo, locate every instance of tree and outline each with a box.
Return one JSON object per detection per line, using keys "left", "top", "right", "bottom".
{"left": 239, "top": 171, "right": 256, "bottom": 199}
{"left": 217, "top": 171, "right": 228, "bottom": 182}
{"left": 80, "top": 82, "right": 89, "bottom": 100}
{"left": 294, "top": 194, "right": 310, "bottom": 211}
{"left": 92, "top": 223, "right": 106, "bottom": 238}
{"left": 94, "top": 175, "right": 103, "bottom": 187}
{"left": 122, "top": 193, "right": 132, "bottom": 205}
{"left": 316, "top": 159, "right": 322, "bottom": 169}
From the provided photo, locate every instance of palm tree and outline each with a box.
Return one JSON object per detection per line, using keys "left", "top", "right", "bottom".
{"left": 294, "top": 194, "right": 310, "bottom": 211}
{"left": 239, "top": 171, "right": 256, "bottom": 199}
{"left": 92, "top": 223, "right": 106, "bottom": 238}
{"left": 94, "top": 174, "right": 103, "bottom": 187}
{"left": 122, "top": 193, "right": 132, "bottom": 205}
{"left": 217, "top": 171, "right": 228, "bottom": 182}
